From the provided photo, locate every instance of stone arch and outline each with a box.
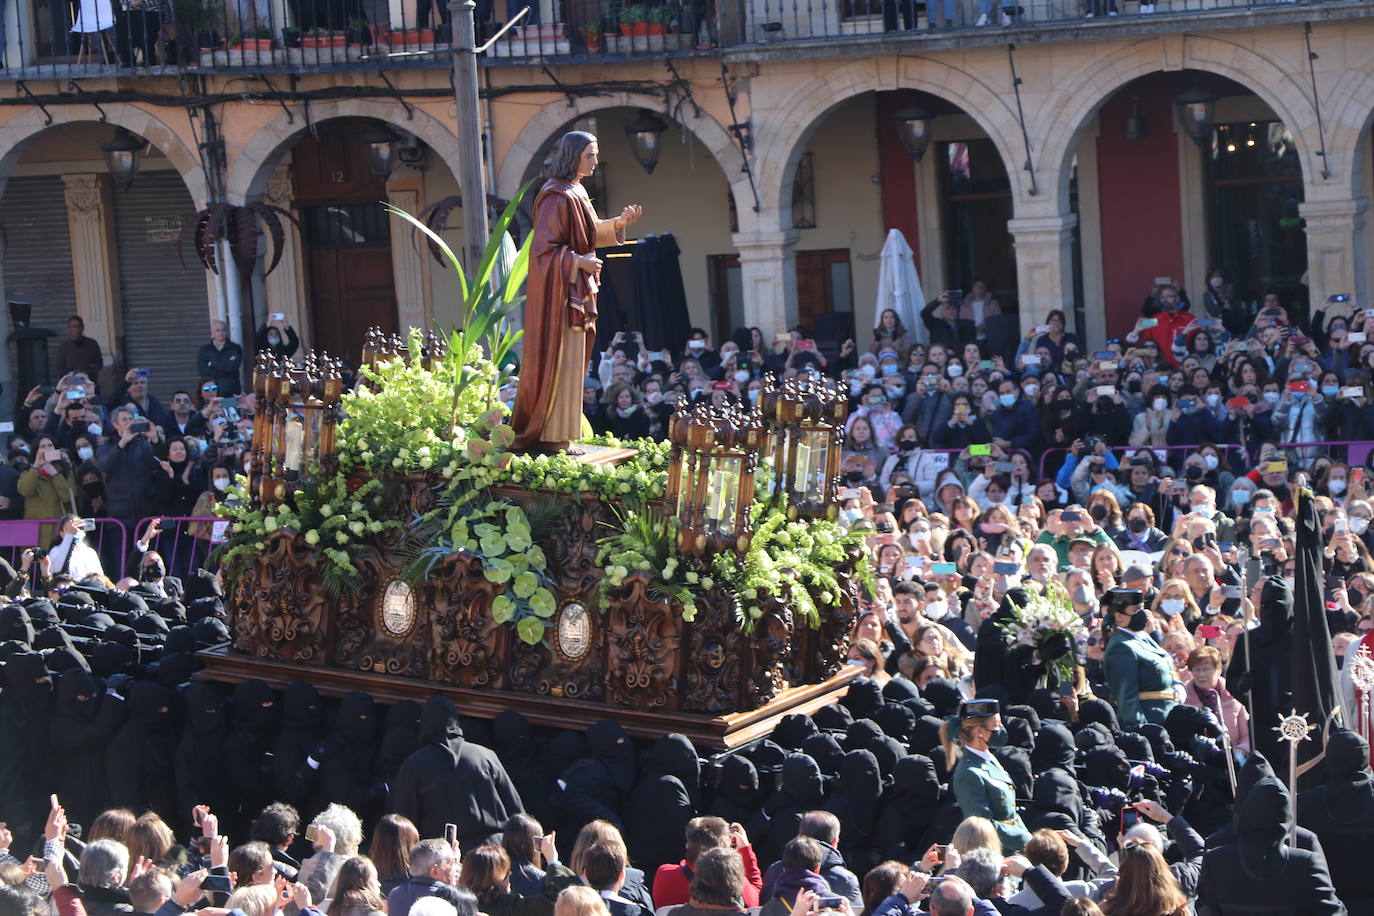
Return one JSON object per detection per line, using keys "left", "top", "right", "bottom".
{"left": 1322, "top": 67, "right": 1374, "bottom": 201}
{"left": 1036, "top": 36, "right": 1324, "bottom": 210}
{"left": 750, "top": 56, "right": 1026, "bottom": 230}
{"left": 225, "top": 99, "right": 463, "bottom": 204}
{"left": 494, "top": 92, "right": 753, "bottom": 228}
{"left": 0, "top": 103, "right": 207, "bottom": 205}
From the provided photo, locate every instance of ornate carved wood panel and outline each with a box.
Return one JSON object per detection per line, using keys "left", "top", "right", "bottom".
{"left": 423, "top": 551, "right": 508, "bottom": 689}
{"left": 681, "top": 585, "right": 746, "bottom": 713}
{"left": 332, "top": 536, "right": 430, "bottom": 679}
{"left": 748, "top": 596, "right": 793, "bottom": 708}
{"left": 603, "top": 574, "right": 681, "bottom": 709}
{"left": 230, "top": 531, "right": 332, "bottom": 663}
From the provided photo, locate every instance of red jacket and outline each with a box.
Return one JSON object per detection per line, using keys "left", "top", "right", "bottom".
{"left": 652, "top": 846, "right": 763, "bottom": 908}
{"left": 1138, "top": 309, "right": 1194, "bottom": 367}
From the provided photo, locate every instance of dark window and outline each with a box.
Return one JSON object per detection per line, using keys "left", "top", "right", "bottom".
{"left": 939, "top": 139, "right": 1015, "bottom": 310}
{"left": 303, "top": 202, "right": 392, "bottom": 247}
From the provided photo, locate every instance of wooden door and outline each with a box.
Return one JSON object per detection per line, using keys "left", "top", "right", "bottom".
{"left": 307, "top": 245, "right": 397, "bottom": 361}
{"left": 795, "top": 248, "right": 853, "bottom": 333}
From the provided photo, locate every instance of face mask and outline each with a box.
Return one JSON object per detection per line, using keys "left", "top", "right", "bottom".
{"left": 1329, "top": 478, "right": 1347, "bottom": 495}
{"left": 888, "top": 386, "right": 906, "bottom": 399}
{"left": 1283, "top": 576, "right": 1296, "bottom": 592}
{"left": 860, "top": 365, "right": 877, "bottom": 378}
{"left": 840, "top": 508, "right": 863, "bottom": 527}
{"left": 986, "top": 727, "right": 1009, "bottom": 749}
{"left": 1152, "top": 398, "right": 1168, "bottom": 412}
{"left": 1072, "top": 585, "right": 1094, "bottom": 605}
{"left": 747, "top": 390, "right": 761, "bottom": 404}
{"left": 999, "top": 393, "right": 1017, "bottom": 408}
{"left": 922, "top": 603, "right": 946, "bottom": 620}
{"left": 1205, "top": 394, "right": 1220, "bottom": 408}
{"left": 1126, "top": 609, "right": 1150, "bottom": 631}
{"left": 616, "top": 406, "right": 637, "bottom": 418}
{"left": 1160, "top": 598, "right": 1185, "bottom": 616}
{"left": 646, "top": 391, "right": 663, "bottom": 405}
{"left": 1128, "top": 517, "right": 1148, "bottom": 534}
{"left": 882, "top": 364, "right": 899, "bottom": 377}
{"left": 1023, "top": 384, "right": 1040, "bottom": 398}
{"left": 734, "top": 370, "right": 751, "bottom": 384}
{"left": 86, "top": 423, "right": 104, "bottom": 438}
{"left": 1202, "top": 454, "right": 1219, "bottom": 470}
{"left": 1210, "top": 276, "right": 1223, "bottom": 289}
{"left": 898, "top": 439, "right": 918, "bottom": 453}
{"left": 1351, "top": 517, "right": 1369, "bottom": 535}
{"left": 1323, "top": 386, "right": 1340, "bottom": 398}
{"left": 1263, "top": 391, "right": 1281, "bottom": 404}
{"left": 142, "top": 562, "right": 165, "bottom": 581}
{"left": 850, "top": 382, "right": 864, "bottom": 397}
{"left": 1294, "top": 389, "right": 1308, "bottom": 400}
{"left": 267, "top": 335, "right": 281, "bottom": 347}
{"left": 1089, "top": 504, "right": 1108, "bottom": 522}
{"left": 77, "top": 446, "right": 94, "bottom": 461}
{"left": 909, "top": 532, "right": 926, "bottom": 549}
{"left": 947, "top": 364, "right": 964, "bottom": 378}
{"left": 213, "top": 477, "right": 230, "bottom": 492}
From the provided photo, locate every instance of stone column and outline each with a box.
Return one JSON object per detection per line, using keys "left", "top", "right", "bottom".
{"left": 62, "top": 174, "right": 121, "bottom": 365}
{"left": 732, "top": 229, "right": 800, "bottom": 334}
{"left": 385, "top": 173, "right": 431, "bottom": 332}
{"left": 1301, "top": 197, "right": 1369, "bottom": 306}
{"left": 261, "top": 158, "right": 311, "bottom": 352}
{"left": 1008, "top": 213, "right": 1077, "bottom": 327}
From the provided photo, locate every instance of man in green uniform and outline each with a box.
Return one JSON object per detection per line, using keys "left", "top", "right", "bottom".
{"left": 1103, "top": 587, "right": 1180, "bottom": 727}
{"left": 945, "top": 699, "right": 1031, "bottom": 853}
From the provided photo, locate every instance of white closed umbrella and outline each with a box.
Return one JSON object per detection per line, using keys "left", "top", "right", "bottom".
{"left": 874, "top": 228, "right": 926, "bottom": 347}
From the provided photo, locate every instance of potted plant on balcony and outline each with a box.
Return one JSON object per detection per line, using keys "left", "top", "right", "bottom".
{"left": 281, "top": 25, "right": 301, "bottom": 46}
{"left": 387, "top": 24, "right": 437, "bottom": 45}
{"left": 301, "top": 26, "right": 347, "bottom": 48}
{"left": 580, "top": 23, "right": 601, "bottom": 50}
{"left": 619, "top": 3, "right": 675, "bottom": 35}
{"left": 231, "top": 23, "right": 277, "bottom": 51}
{"left": 345, "top": 17, "right": 372, "bottom": 44}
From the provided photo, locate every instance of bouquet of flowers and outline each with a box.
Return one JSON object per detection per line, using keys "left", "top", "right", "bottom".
{"left": 997, "top": 584, "right": 1088, "bottom": 685}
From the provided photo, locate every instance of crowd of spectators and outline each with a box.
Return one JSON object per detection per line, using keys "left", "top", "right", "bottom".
{"left": 0, "top": 282, "right": 1373, "bottom": 916}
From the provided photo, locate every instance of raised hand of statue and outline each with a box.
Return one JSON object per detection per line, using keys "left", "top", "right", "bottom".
{"left": 617, "top": 203, "right": 643, "bottom": 228}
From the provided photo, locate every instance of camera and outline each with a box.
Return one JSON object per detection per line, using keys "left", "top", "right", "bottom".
{"left": 129, "top": 421, "right": 150, "bottom": 434}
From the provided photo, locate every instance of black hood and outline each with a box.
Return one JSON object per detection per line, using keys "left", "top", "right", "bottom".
{"left": 1004, "top": 717, "right": 1035, "bottom": 751}
{"left": 840, "top": 679, "right": 885, "bottom": 721}
{"left": 1005, "top": 704, "right": 1042, "bottom": 733}
{"left": 1025, "top": 689, "right": 1062, "bottom": 723}
{"left": 1074, "top": 722, "right": 1114, "bottom": 753}
{"left": 1236, "top": 776, "right": 1291, "bottom": 877}
{"left": 1256, "top": 574, "right": 1294, "bottom": 645}
{"left": 1164, "top": 704, "right": 1220, "bottom": 748}
{"left": 1116, "top": 732, "right": 1154, "bottom": 764}
{"left": 1139, "top": 724, "right": 1175, "bottom": 760}
{"left": 336, "top": 690, "right": 377, "bottom": 748}
{"left": 419, "top": 695, "right": 462, "bottom": 759}
{"left": 881, "top": 676, "right": 921, "bottom": 704}
{"left": 781, "top": 752, "right": 825, "bottom": 807}
{"left": 1030, "top": 723, "right": 1076, "bottom": 773}
{"left": 89, "top": 641, "right": 134, "bottom": 679}
{"left": 714, "top": 754, "right": 759, "bottom": 806}
{"left": 867, "top": 734, "right": 905, "bottom": 780}
{"left": 888, "top": 754, "right": 940, "bottom": 807}
{"left": 1077, "top": 698, "right": 1121, "bottom": 734}
{"left": 0, "top": 605, "right": 34, "bottom": 645}
{"left": 875, "top": 703, "right": 917, "bottom": 742}
{"left": 1027, "top": 767, "right": 1082, "bottom": 821}
{"left": 282, "top": 681, "right": 324, "bottom": 731}
{"left": 184, "top": 680, "right": 228, "bottom": 735}
{"left": 772, "top": 714, "right": 819, "bottom": 750}
{"left": 844, "top": 718, "right": 884, "bottom": 752}
{"left": 376, "top": 699, "right": 423, "bottom": 778}
{"left": 801, "top": 732, "right": 845, "bottom": 779}
{"left": 920, "top": 678, "right": 962, "bottom": 717}
{"left": 812, "top": 704, "right": 853, "bottom": 735}
{"left": 547, "top": 730, "right": 587, "bottom": 775}
{"left": 164, "top": 628, "right": 197, "bottom": 656}
{"left": 233, "top": 678, "right": 279, "bottom": 735}
{"left": 587, "top": 719, "right": 636, "bottom": 791}
{"left": 192, "top": 617, "right": 231, "bottom": 648}
{"left": 2, "top": 650, "right": 52, "bottom": 705}
{"left": 127, "top": 679, "right": 174, "bottom": 728}
{"left": 829, "top": 749, "right": 882, "bottom": 834}
{"left": 649, "top": 733, "right": 701, "bottom": 805}
{"left": 23, "top": 599, "right": 59, "bottom": 630}
{"left": 55, "top": 667, "right": 101, "bottom": 721}
{"left": 493, "top": 709, "right": 536, "bottom": 758}
{"left": 993, "top": 746, "right": 1034, "bottom": 801}
{"left": 910, "top": 715, "right": 946, "bottom": 757}
{"left": 1082, "top": 746, "right": 1132, "bottom": 791}
{"left": 1326, "top": 726, "right": 1372, "bottom": 782}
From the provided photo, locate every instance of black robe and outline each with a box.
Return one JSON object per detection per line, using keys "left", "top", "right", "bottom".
{"left": 706, "top": 754, "right": 761, "bottom": 826}
{"left": 1226, "top": 575, "right": 1294, "bottom": 768}
{"left": 492, "top": 710, "right": 555, "bottom": 825}
{"left": 272, "top": 681, "right": 326, "bottom": 807}
{"left": 306, "top": 691, "right": 385, "bottom": 826}
{"left": 105, "top": 679, "right": 177, "bottom": 819}
{"left": 1297, "top": 727, "right": 1374, "bottom": 913}
{"left": 0, "top": 651, "right": 54, "bottom": 843}
{"left": 823, "top": 749, "right": 882, "bottom": 871}
{"left": 223, "top": 679, "right": 280, "bottom": 835}
{"left": 552, "top": 719, "right": 637, "bottom": 842}
{"left": 626, "top": 733, "right": 700, "bottom": 872}
{"left": 751, "top": 752, "right": 825, "bottom": 868}
{"left": 1198, "top": 776, "right": 1344, "bottom": 916}
{"left": 175, "top": 681, "right": 232, "bottom": 832}
{"left": 49, "top": 668, "right": 123, "bottom": 827}
{"left": 388, "top": 696, "right": 524, "bottom": 850}
{"left": 874, "top": 754, "right": 944, "bottom": 863}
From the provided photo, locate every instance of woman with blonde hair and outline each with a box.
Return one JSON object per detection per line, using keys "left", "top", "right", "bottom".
{"left": 554, "top": 887, "right": 609, "bottom": 916}
{"left": 1101, "top": 843, "right": 1188, "bottom": 916}
{"left": 124, "top": 814, "right": 176, "bottom": 867}
{"left": 1151, "top": 578, "right": 1202, "bottom": 630}
{"left": 939, "top": 699, "right": 1029, "bottom": 853}
{"left": 949, "top": 817, "right": 1002, "bottom": 857}
{"left": 225, "top": 884, "right": 283, "bottom": 916}
{"left": 86, "top": 809, "right": 136, "bottom": 845}
{"left": 568, "top": 821, "right": 654, "bottom": 916}
{"left": 1158, "top": 538, "right": 1194, "bottom": 580}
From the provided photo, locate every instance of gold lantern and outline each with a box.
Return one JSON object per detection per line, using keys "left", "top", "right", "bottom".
{"left": 762, "top": 375, "right": 849, "bottom": 519}
{"left": 669, "top": 402, "right": 766, "bottom": 555}
{"left": 252, "top": 351, "right": 344, "bottom": 504}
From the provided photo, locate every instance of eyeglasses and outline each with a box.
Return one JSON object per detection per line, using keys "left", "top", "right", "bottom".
{"left": 202, "top": 385, "right": 218, "bottom": 392}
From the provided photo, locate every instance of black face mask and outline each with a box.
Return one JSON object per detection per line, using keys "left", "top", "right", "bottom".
{"left": 142, "top": 562, "right": 165, "bottom": 581}
{"left": 844, "top": 471, "right": 865, "bottom": 485}
{"left": 898, "top": 439, "right": 918, "bottom": 452}
{"left": 1090, "top": 504, "right": 1108, "bottom": 522}
{"left": 1127, "top": 517, "right": 1149, "bottom": 534}
{"left": 1126, "top": 609, "right": 1149, "bottom": 631}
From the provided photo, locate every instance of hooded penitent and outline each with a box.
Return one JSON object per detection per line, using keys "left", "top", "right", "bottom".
{"left": 49, "top": 667, "right": 118, "bottom": 826}
{"left": 106, "top": 679, "right": 176, "bottom": 818}
{"left": 1227, "top": 575, "right": 1295, "bottom": 768}
{"left": 874, "top": 754, "right": 944, "bottom": 863}
{"left": 627, "top": 733, "right": 701, "bottom": 871}
{"left": 1296, "top": 726, "right": 1374, "bottom": 908}
{"left": 824, "top": 749, "right": 883, "bottom": 869}
{"left": 0, "top": 650, "right": 54, "bottom": 836}
{"left": 272, "top": 681, "right": 326, "bottom": 805}
{"left": 754, "top": 752, "right": 825, "bottom": 866}
{"left": 492, "top": 709, "right": 555, "bottom": 824}
{"left": 708, "top": 754, "right": 760, "bottom": 825}
{"left": 175, "top": 681, "right": 231, "bottom": 827}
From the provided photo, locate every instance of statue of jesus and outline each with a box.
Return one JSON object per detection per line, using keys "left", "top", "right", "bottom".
{"left": 510, "top": 130, "right": 643, "bottom": 453}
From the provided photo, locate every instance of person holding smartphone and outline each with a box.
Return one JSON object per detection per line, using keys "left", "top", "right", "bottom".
{"left": 256, "top": 313, "right": 300, "bottom": 360}
{"left": 96, "top": 406, "right": 164, "bottom": 534}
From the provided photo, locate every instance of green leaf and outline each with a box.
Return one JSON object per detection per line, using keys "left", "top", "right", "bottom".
{"left": 513, "top": 571, "right": 538, "bottom": 599}
{"left": 530, "top": 587, "right": 556, "bottom": 618}
{"left": 504, "top": 529, "right": 532, "bottom": 552}
{"left": 483, "top": 558, "right": 514, "bottom": 583}
{"left": 473, "top": 522, "right": 500, "bottom": 539}
{"left": 491, "top": 594, "right": 516, "bottom": 623}
{"left": 477, "top": 185, "right": 532, "bottom": 298}
{"left": 516, "top": 615, "right": 545, "bottom": 645}
{"left": 479, "top": 533, "right": 507, "bottom": 555}
{"left": 387, "top": 204, "right": 467, "bottom": 302}
{"left": 503, "top": 232, "right": 533, "bottom": 303}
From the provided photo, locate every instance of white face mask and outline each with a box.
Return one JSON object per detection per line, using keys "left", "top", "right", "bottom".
{"left": 734, "top": 370, "right": 751, "bottom": 384}
{"left": 77, "top": 446, "right": 94, "bottom": 461}
{"left": 1329, "top": 478, "right": 1347, "bottom": 495}
{"left": 1160, "top": 598, "right": 1185, "bottom": 616}
{"left": 1205, "top": 394, "right": 1220, "bottom": 408}
{"left": 646, "top": 391, "right": 663, "bottom": 405}
{"left": 1203, "top": 454, "right": 1219, "bottom": 470}
{"left": 1152, "top": 398, "right": 1168, "bottom": 412}
{"left": 1210, "top": 276, "right": 1224, "bottom": 289}
{"left": 212, "top": 477, "right": 230, "bottom": 492}
{"left": 1351, "top": 517, "right": 1370, "bottom": 535}
{"left": 947, "top": 363, "right": 964, "bottom": 378}
{"left": 1023, "top": 384, "right": 1040, "bottom": 398}
{"left": 922, "top": 602, "right": 946, "bottom": 620}
{"left": 87, "top": 423, "right": 104, "bottom": 438}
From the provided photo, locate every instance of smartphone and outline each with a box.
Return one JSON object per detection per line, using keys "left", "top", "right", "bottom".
{"left": 1332, "top": 294, "right": 1350, "bottom": 303}
{"left": 444, "top": 823, "right": 458, "bottom": 848}
{"left": 872, "top": 533, "right": 896, "bottom": 546}
{"left": 1227, "top": 396, "right": 1250, "bottom": 409}
{"left": 818, "top": 897, "right": 846, "bottom": 910}
{"left": 65, "top": 388, "right": 84, "bottom": 400}
{"left": 1355, "top": 468, "right": 1365, "bottom": 487}
{"left": 1197, "top": 624, "right": 1224, "bottom": 639}
{"left": 1095, "top": 385, "right": 1115, "bottom": 397}
{"left": 1021, "top": 354, "right": 1041, "bottom": 366}
{"left": 201, "top": 874, "right": 234, "bottom": 895}
{"left": 81, "top": 518, "right": 95, "bottom": 531}
{"left": 978, "top": 360, "right": 995, "bottom": 370}
{"left": 1140, "top": 318, "right": 1159, "bottom": 329}
{"left": 1221, "top": 585, "right": 1243, "bottom": 600}
{"left": 1061, "top": 510, "right": 1083, "bottom": 522}
{"left": 948, "top": 289, "right": 965, "bottom": 310}
{"left": 995, "top": 461, "right": 1014, "bottom": 472}
{"left": 904, "top": 556, "right": 923, "bottom": 570}
{"left": 931, "top": 561, "right": 958, "bottom": 575}
{"left": 1120, "top": 806, "right": 1141, "bottom": 833}
{"left": 1336, "top": 518, "right": 1350, "bottom": 534}
{"left": 129, "top": 420, "right": 150, "bottom": 434}
{"left": 1364, "top": 309, "right": 1374, "bottom": 319}
{"left": 1265, "top": 461, "right": 1289, "bottom": 473}
{"left": 1093, "top": 351, "right": 1114, "bottom": 361}
{"left": 795, "top": 340, "right": 815, "bottom": 351}
{"left": 1195, "top": 318, "right": 1214, "bottom": 328}
{"left": 1154, "top": 276, "right": 1174, "bottom": 287}
{"left": 954, "top": 403, "right": 969, "bottom": 416}
{"left": 1261, "top": 537, "right": 1282, "bottom": 550}
{"left": 969, "top": 444, "right": 992, "bottom": 457}
{"left": 1178, "top": 396, "right": 1197, "bottom": 410}
{"left": 994, "top": 560, "right": 1020, "bottom": 576}
{"left": 1100, "top": 361, "right": 1118, "bottom": 371}
{"left": 1219, "top": 541, "right": 1234, "bottom": 552}
{"left": 134, "top": 368, "right": 150, "bottom": 380}
{"left": 1059, "top": 680, "right": 1074, "bottom": 699}
{"left": 840, "top": 488, "right": 863, "bottom": 500}
{"left": 221, "top": 396, "right": 239, "bottom": 411}
{"left": 1035, "top": 324, "right": 1051, "bottom": 334}
{"left": 1349, "top": 333, "right": 1367, "bottom": 344}
{"left": 1293, "top": 335, "right": 1312, "bottom": 347}
{"left": 305, "top": 824, "right": 319, "bottom": 843}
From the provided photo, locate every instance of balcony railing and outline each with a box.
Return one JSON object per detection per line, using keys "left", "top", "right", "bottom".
{"left": 0, "top": 0, "right": 1360, "bottom": 77}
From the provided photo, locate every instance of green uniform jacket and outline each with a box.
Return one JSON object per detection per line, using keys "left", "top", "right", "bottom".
{"left": 952, "top": 749, "right": 1031, "bottom": 852}
{"left": 1104, "top": 627, "right": 1179, "bottom": 727}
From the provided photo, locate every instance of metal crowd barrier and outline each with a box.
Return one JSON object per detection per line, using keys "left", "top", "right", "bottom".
{"left": 1039, "top": 440, "right": 1374, "bottom": 480}
{"left": 0, "top": 517, "right": 129, "bottom": 572}
{"left": 132, "top": 516, "right": 229, "bottom": 577}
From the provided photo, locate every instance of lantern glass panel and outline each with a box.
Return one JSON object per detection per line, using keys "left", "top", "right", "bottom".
{"left": 707, "top": 454, "right": 742, "bottom": 537}
{"left": 802, "top": 429, "right": 829, "bottom": 502}
{"left": 307, "top": 408, "right": 324, "bottom": 468}
{"left": 284, "top": 411, "right": 306, "bottom": 476}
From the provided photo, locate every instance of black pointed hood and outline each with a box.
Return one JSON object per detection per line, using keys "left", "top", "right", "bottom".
{"left": 781, "top": 752, "right": 825, "bottom": 807}
{"left": 1030, "top": 723, "right": 1076, "bottom": 773}
{"left": 282, "top": 681, "right": 324, "bottom": 731}
{"left": 232, "top": 678, "right": 279, "bottom": 736}
{"left": 1256, "top": 574, "right": 1294, "bottom": 645}
{"left": 1235, "top": 776, "right": 1291, "bottom": 877}
{"left": 1, "top": 650, "right": 52, "bottom": 705}
{"left": 772, "top": 714, "right": 819, "bottom": 750}
{"left": 587, "top": 719, "right": 636, "bottom": 791}
{"left": 713, "top": 754, "right": 759, "bottom": 806}
{"left": 841, "top": 678, "right": 885, "bottom": 721}
{"left": 844, "top": 718, "right": 884, "bottom": 752}
{"left": 648, "top": 733, "right": 701, "bottom": 807}
{"left": 54, "top": 667, "right": 101, "bottom": 721}
{"left": 920, "top": 678, "right": 962, "bottom": 717}
{"left": 184, "top": 680, "right": 228, "bottom": 735}
{"left": 419, "top": 695, "right": 463, "bottom": 761}
{"left": 492, "top": 709, "right": 537, "bottom": 759}
{"left": 801, "top": 732, "right": 845, "bottom": 779}
{"left": 875, "top": 703, "right": 917, "bottom": 742}
{"left": 0, "top": 605, "right": 34, "bottom": 645}
{"left": 887, "top": 754, "right": 940, "bottom": 806}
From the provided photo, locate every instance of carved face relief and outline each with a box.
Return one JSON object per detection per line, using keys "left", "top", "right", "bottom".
{"left": 556, "top": 603, "right": 591, "bottom": 659}
{"left": 379, "top": 580, "right": 417, "bottom": 638}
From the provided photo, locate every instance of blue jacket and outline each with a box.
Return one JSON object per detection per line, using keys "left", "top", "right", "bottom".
{"left": 987, "top": 398, "right": 1040, "bottom": 452}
